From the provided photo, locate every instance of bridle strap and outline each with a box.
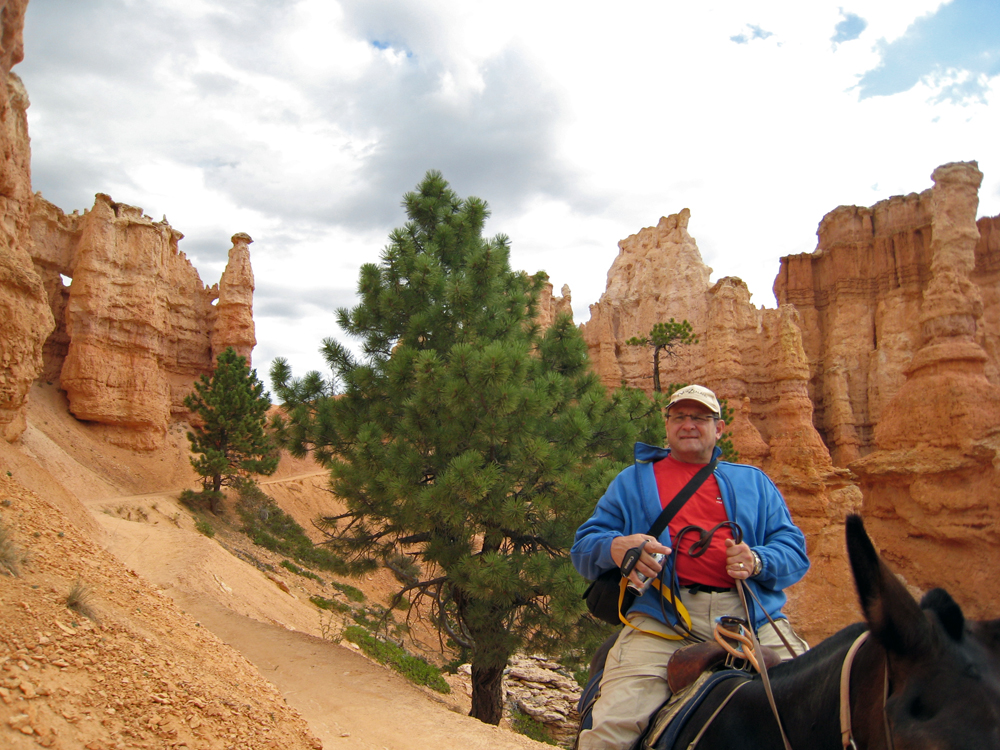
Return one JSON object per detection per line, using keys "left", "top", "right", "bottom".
{"left": 840, "top": 631, "right": 870, "bottom": 749}
{"left": 882, "top": 656, "right": 895, "bottom": 750}
{"left": 737, "top": 579, "right": 793, "bottom": 750}
{"left": 840, "top": 630, "right": 895, "bottom": 750}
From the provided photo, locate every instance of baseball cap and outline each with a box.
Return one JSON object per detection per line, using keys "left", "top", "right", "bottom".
{"left": 666, "top": 385, "right": 721, "bottom": 416}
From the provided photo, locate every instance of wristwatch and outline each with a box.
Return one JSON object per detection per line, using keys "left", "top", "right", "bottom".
{"left": 750, "top": 550, "right": 763, "bottom": 577}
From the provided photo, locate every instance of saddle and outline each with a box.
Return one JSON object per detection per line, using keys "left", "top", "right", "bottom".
{"left": 667, "top": 639, "right": 781, "bottom": 693}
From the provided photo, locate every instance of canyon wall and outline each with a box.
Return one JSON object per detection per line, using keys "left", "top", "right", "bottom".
{"left": 579, "top": 161, "right": 1000, "bottom": 637}
{"left": 775, "top": 177, "right": 1000, "bottom": 467}
{"left": 28, "top": 195, "right": 256, "bottom": 450}
{"left": 849, "top": 162, "right": 1000, "bottom": 621}
{"left": 579, "top": 209, "right": 863, "bottom": 641}
{"left": 0, "top": 0, "right": 52, "bottom": 442}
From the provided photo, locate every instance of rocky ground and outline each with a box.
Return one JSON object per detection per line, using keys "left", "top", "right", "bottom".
{"left": 0, "top": 384, "right": 576, "bottom": 749}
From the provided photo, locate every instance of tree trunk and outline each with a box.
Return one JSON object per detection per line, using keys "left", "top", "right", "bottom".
{"left": 211, "top": 473, "right": 223, "bottom": 514}
{"left": 470, "top": 660, "right": 505, "bottom": 725}
{"left": 652, "top": 346, "right": 662, "bottom": 393}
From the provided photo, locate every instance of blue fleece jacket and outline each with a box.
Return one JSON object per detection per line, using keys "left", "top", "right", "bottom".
{"left": 571, "top": 443, "right": 810, "bottom": 630}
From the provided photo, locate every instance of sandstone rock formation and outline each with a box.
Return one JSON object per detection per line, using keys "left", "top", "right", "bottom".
{"left": 211, "top": 232, "right": 257, "bottom": 362}
{"left": 0, "top": 1, "right": 53, "bottom": 443}
{"left": 580, "top": 209, "right": 862, "bottom": 641}
{"left": 775, "top": 174, "right": 1000, "bottom": 467}
{"left": 27, "top": 195, "right": 256, "bottom": 450}
{"left": 536, "top": 279, "right": 573, "bottom": 329}
{"left": 850, "top": 162, "right": 1000, "bottom": 620}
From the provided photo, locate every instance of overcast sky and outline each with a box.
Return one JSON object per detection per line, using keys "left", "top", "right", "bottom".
{"left": 18, "top": 0, "right": 1000, "bottom": 381}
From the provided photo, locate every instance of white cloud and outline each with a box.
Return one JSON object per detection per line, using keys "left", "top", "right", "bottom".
{"left": 18, "top": 0, "right": 1000, "bottom": 380}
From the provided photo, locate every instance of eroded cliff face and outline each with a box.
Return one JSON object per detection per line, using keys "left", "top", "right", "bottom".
{"left": 775, "top": 178, "right": 1000, "bottom": 467}
{"left": 28, "top": 195, "right": 255, "bottom": 450}
{"left": 580, "top": 209, "right": 862, "bottom": 642}
{"left": 849, "top": 162, "right": 1000, "bottom": 620}
{"left": 0, "top": 0, "right": 52, "bottom": 443}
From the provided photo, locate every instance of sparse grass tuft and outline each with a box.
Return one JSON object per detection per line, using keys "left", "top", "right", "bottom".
{"left": 0, "top": 518, "right": 24, "bottom": 576}
{"left": 318, "top": 611, "right": 345, "bottom": 643}
{"left": 330, "top": 581, "right": 365, "bottom": 602}
{"left": 65, "top": 579, "right": 97, "bottom": 621}
{"left": 110, "top": 504, "right": 150, "bottom": 522}
{"left": 194, "top": 518, "right": 215, "bottom": 537}
{"left": 280, "top": 559, "right": 323, "bottom": 583}
{"left": 342, "top": 625, "right": 450, "bottom": 694}
{"left": 310, "top": 595, "right": 352, "bottom": 614}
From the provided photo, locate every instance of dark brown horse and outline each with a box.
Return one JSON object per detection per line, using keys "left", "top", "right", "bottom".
{"left": 585, "top": 515, "right": 1000, "bottom": 750}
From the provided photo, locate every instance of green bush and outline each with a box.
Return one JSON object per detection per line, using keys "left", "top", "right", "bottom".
{"left": 235, "top": 482, "right": 347, "bottom": 574}
{"left": 330, "top": 581, "right": 365, "bottom": 602}
{"left": 310, "top": 595, "right": 352, "bottom": 614}
{"left": 194, "top": 518, "right": 215, "bottom": 537}
{"left": 342, "top": 626, "right": 450, "bottom": 694}
{"left": 180, "top": 488, "right": 224, "bottom": 513}
{"left": 510, "top": 709, "right": 558, "bottom": 745}
{"left": 281, "top": 559, "right": 323, "bottom": 583}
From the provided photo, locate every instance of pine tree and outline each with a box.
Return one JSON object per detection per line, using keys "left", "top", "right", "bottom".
{"left": 270, "top": 171, "right": 664, "bottom": 724}
{"left": 625, "top": 319, "right": 699, "bottom": 393}
{"left": 185, "top": 347, "right": 278, "bottom": 513}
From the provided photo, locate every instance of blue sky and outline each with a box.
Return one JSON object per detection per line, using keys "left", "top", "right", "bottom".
{"left": 17, "top": 0, "right": 1000, "bottom": 378}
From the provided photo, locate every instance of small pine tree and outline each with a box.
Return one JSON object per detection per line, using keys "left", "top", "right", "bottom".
{"left": 184, "top": 347, "right": 278, "bottom": 513}
{"left": 625, "top": 319, "right": 699, "bottom": 393}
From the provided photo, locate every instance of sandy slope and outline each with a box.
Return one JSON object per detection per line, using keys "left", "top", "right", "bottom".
{"left": 0, "top": 384, "right": 547, "bottom": 750}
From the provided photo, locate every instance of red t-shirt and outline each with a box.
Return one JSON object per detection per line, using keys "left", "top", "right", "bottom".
{"left": 653, "top": 455, "right": 733, "bottom": 588}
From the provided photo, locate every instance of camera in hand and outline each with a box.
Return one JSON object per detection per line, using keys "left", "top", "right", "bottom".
{"left": 627, "top": 552, "right": 666, "bottom": 593}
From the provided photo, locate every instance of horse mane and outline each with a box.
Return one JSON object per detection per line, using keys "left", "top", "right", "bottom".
{"left": 765, "top": 621, "right": 869, "bottom": 681}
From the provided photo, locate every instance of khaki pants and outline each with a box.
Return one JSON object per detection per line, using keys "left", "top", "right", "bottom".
{"left": 578, "top": 588, "right": 808, "bottom": 750}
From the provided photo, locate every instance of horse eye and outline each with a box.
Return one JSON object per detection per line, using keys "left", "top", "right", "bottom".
{"left": 908, "top": 695, "right": 938, "bottom": 721}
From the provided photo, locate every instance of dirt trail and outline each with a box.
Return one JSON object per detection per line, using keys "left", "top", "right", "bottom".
{"left": 7, "top": 384, "right": 549, "bottom": 750}
{"left": 177, "top": 596, "right": 541, "bottom": 750}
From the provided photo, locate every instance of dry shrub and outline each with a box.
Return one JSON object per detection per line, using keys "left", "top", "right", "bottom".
{"left": 0, "top": 517, "right": 24, "bottom": 576}
{"left": 66, "top": 578, "right": 98, "bottom": 621}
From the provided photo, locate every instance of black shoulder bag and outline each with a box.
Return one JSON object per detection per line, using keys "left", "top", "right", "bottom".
{"left": 582, "top": 458, "right": 718, "bottom": 625}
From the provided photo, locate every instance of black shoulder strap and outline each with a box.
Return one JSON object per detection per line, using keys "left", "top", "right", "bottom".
{"left": 647, "top": 457, "right": 718, "bottom": 539}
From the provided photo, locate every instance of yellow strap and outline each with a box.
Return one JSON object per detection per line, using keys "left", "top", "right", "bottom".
{"left": 617, "top": 576, "right": 692, "bottom": 640}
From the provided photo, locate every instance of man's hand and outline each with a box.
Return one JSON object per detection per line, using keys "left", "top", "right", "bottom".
{"left": 610, "top": 535, "right": 671, "bottom": 588}
{"left": 725, "top": 538, "right": 754, "bottom": 580}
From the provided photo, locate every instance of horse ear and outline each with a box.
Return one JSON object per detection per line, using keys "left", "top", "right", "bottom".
{"left": 920, "top": 588, "right": 965, "bottom": 642}
{"left": 846, "top": 514, "right": 931, "bottom": 655}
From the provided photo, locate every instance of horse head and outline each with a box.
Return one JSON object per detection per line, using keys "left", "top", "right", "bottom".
{"left": 846, "top": 514, "right": 1000, "bottom": 749}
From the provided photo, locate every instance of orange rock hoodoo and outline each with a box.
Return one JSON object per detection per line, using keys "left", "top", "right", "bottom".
{"left": 775, "top": 168, "right": 1000, "bottom": 467}
{"left": 849, "top": 162, "right": 1000, "bottom": 621}
{"left": 0, "top": 0, "right": 51, "bottom": 442}
{"left": 578, "top": 166, "right": 1000, "bottom": 639}
{"left": 579, "top": 208, "right": 863, "bottom": 641}
{"left": 28, "top": 195, "right": 256, "bottom": 450}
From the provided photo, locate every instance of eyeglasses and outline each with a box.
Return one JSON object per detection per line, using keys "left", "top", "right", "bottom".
{"left": 667, "top": 414, "right": 717, "bottom": 425}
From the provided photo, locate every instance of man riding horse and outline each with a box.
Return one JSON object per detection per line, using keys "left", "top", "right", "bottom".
{"left": 571, "top": 384, "right": 810, "bottom": 750}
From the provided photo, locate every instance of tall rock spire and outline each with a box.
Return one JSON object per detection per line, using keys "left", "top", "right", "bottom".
{"left": 851, "top": 162, "right": 1000, "bottom": 620}
{"left": 211, "top": 233, "right": 256, "bottom": 364}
